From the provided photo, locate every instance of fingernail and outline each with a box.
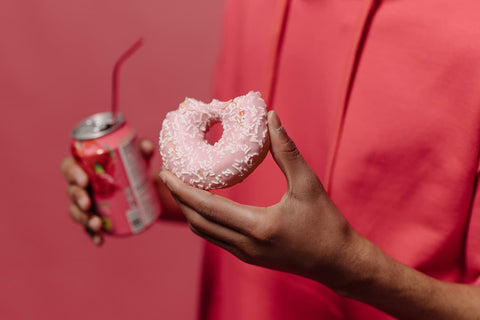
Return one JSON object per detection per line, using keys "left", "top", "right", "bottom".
{"left": 88, "top": 216, "right": 103, "bottom": 231}
{"left": 92, "top": 235, "right": 102, "bottom": 246}
{"left": 78, "top": 196, "right": 89, "bottom": 211}
{"left": 268, "top": 111, "right": 283, "bottom": 132}
{"left": 141, "top": 139, "right": 154, "bottom": 151}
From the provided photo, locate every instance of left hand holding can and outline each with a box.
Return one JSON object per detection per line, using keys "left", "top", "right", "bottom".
{"left": 61, "top": 138, "right": 157, "bottom": 245}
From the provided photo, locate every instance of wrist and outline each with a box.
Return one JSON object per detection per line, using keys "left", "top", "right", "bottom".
{"left": 327, "top": 230, "right": 385, "bottom": 297}
{"left": 327, "top": 231, "right": 421, "bottom": 306}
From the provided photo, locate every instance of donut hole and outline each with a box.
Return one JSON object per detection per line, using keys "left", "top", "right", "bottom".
{"left": 205, "top": 120, "right": 224, "bottom": 145}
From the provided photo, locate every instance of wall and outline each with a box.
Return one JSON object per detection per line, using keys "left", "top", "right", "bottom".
{"left": 0, "top": 1, "right": 224, "bottom": 319}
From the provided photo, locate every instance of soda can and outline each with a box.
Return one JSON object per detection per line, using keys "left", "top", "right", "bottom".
{"left": 71, "top": 112, "right": 161, "bottom": 236}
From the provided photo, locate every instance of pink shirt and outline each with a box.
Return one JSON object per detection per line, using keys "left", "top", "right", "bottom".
{"left": 201, "top": 0, "right": 480, "bottom": 318}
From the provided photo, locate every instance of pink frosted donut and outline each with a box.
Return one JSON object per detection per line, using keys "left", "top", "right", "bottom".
{"left": 159, "top": 91, "right": 269, "bottom": 190}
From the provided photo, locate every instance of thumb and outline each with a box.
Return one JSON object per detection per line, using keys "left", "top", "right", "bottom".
{"left": 268, "top": 111, "right": 318, "bottom": 192}
{"left": 139, "top": 139, "right": 155, "bottom": 163}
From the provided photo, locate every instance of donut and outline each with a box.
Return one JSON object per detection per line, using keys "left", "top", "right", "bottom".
{"left": 159, "top": 91, "right": 269, "bottom": 190}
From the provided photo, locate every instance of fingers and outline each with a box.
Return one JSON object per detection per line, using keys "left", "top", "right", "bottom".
{"left": 166, "top": 178, "right": 251, "bottom": 258}
{"left": 267, "top": 111, "right": 320, "bottom": 192}
{"left": 68, "top": 203, "right": 103, "bottom": 233}
{"left": 68, "top": 204, "right": 101, "bottom": 230}
{"left": 61, "top": 157, "right": 88, "bottom": 187}
{"left": 152, "top": 175, "right": 186, "bottom": 222}
{"left": 62, "top": 156, "right": 103, "bottom": 245}
{"left": 67, "top": 185, "right": 91, "bottom": 211}
{"left": 66, "top": 178, "right": 103, "bottom": 245}
{"left": 68, "top": 204, "right": 104, "bottom": 245}
{"left": 70, "top": 204, "right": 104, "bottom": 246}
{"left": 177, "top": 200, "right": 244, "bottom": 246}
{"left": 159, "top": 171, "right": 258, "bottom": 235}
{"left": 87, "top": 230, "right": 104, "bottom": 246}
{"left": 188, "top": 222, "right": 248, "bottom": 262}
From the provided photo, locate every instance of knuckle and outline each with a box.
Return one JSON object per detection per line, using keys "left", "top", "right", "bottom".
{"left": 67, "top": 185, "right": 87, "bottom": 207}
{"left": 68, "top": 204, "right": 78, "bottom": 219}
{"left": 283, "top": 139, "right": 301, "bottom": 161}
{"left": 62, "top": 159, "right": 89, "bottom": 186}
{"left": 60, "top": 157, "right": 72, "bottom": 176}
{"left": 241, "top": 245, "right": 264, "bottom": 264}
{"left": 63, "top": 163, "right": 80, "bottom": 182}
{"left": 66, "top": 185, "right": 74, "bottom": 199}
{"left": 67, "top": 184, "right": 78, "bottom": 198}
{"left": 69, "top": 204, "right": 87, "bottom": 225}
{"left": 75, "top": 188, "right": 88, "bottom": 203}
{"left": 186, "top": 213, "right": 204, "bottom": 232}
{"left": 251, "top": 218, "right": 279, "bottom": 243}
{"left": 195, "top": 195, "right": 215, "bottom": 217}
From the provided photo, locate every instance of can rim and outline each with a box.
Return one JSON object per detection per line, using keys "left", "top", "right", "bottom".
{"left": 71, "top": 112, "right": 125, "bottom": 140}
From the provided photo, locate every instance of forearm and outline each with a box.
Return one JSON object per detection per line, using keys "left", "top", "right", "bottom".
{"left": 331, "top": 232, "right": 480, "bottom": 319}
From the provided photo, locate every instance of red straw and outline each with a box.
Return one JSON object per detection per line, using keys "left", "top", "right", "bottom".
{"left": 111, "top": 38, "right": 144, "bottom": 121}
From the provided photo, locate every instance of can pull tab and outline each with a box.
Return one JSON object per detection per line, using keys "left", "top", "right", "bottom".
{"left": 72, "top": 112, "right": 125, "bottom": 140}
{"left": 85, "top": 116, "right": 113, "bottom": 132}
{"left": 111, "top": 38, "right": 144, "bottom": 125}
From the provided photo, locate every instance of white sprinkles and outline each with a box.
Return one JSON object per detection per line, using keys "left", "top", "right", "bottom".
{"left": 159, "top": 91, "right": 269, "bottom": 190}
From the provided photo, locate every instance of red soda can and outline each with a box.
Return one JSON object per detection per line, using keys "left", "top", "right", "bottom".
{"left": 71, "top": 112, "right": 161, "bottom": 235}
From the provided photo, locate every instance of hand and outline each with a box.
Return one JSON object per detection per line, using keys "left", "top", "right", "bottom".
{"left": 61, "top": 139, "right": 157, "bottom": 246}
{"left": 160, "top": 111, "right": 364, "bottom": 289}
{"left": 161, "top": 111, "right": 480, "bottom": 318}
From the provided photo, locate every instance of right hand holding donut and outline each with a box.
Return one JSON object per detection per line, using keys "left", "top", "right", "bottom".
{"left": 60, "top": 139, "right": 156, "bottom": 246}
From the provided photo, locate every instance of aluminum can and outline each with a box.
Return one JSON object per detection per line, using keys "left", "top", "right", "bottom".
{"left": 71, "top": 112, "right": 161, "bottom": 235}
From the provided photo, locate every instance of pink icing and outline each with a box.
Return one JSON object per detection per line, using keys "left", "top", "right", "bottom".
{"left": 159, "top": 91, "right": 269, "bottom": 190}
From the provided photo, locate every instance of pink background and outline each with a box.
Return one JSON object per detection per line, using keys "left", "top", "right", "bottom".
{"left": 0, "top": 1, "right": 224, "bottom": 319}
